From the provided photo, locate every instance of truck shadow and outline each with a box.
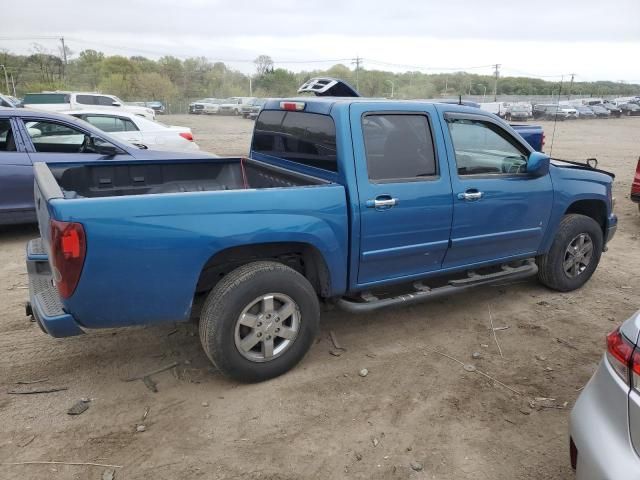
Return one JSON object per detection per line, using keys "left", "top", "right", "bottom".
{"left": 0, "top": 223, "right": 39, "bottom": 241}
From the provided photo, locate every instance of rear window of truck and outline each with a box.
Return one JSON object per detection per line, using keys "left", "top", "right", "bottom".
{"left": 23, "top": 93, "right": 70, "bottom": 104}
{"left": 252, "top": 110, "right": 338, "bottom": 172}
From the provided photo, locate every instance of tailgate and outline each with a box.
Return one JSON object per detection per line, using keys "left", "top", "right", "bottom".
{"left": 33, "top": 162, "right": 65, "bottom": 256}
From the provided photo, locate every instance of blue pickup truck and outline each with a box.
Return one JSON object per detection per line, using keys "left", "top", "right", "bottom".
{"left": 26, "top": 80, "right": 617, "bottom": 381}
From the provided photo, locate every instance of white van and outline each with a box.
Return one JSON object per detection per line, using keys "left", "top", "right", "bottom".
{"left": 22, "top": 92, "right": 155, "bottom": 119}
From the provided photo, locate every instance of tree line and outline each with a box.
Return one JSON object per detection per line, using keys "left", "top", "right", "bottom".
{"left": 1, "top": 46, "right": 638, "bottom": 104}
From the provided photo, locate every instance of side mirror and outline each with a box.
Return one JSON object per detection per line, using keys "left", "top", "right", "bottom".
{"left": 91, "top": 136, "right": 122, "bottom": 156}
{"left": 112, "top": 101, "right": 122, "bottom": 107}
{"left": 527, "top": 151, "right": 550, "bottom": 176}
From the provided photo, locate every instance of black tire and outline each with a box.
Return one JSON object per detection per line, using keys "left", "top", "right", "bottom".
{"left": 199, "top": 261, "right": 320, "bottom": 382}
{"left": 536, "top": 214, "right": 603, "bottom": 292}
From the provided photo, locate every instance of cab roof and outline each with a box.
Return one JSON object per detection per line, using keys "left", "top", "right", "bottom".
{"left": 262, "top": 97, "right": 483, "bottom": 116}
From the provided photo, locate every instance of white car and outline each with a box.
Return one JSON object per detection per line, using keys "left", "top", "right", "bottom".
{"left": 23, "top": 92, "right": 156, "bottom": 119}
{"left": 218, "top": 97, "right": 255, "bottom": 115}
{"left": 189, "top": 98, "right": 222, "bottom": 115}
{"left": 558, "top": 105, "right": 579, "bottom": 119}
{"left": 66, "top": 110, "right": 200, "bottom": 152}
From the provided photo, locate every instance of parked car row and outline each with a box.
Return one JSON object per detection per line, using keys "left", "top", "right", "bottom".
{"left": 483, "top": 96, "right": 640, "bottom": 121}
{"left": 20, "top": 91, "right": 156, "bottom": 119}
{"left": 189, "top": 97, "right": 267, "bottom": 118}
{"left": 1, "top": 92, "right": 199, "bottom": 153}
{"left": 189, "top": 97, "right": 256, "bottom": 115}
{"left": 532, "top": 100, "right": 640, "bottom": 120}
{"left": 126, "top": 100, "right": 166, "bottom": 114}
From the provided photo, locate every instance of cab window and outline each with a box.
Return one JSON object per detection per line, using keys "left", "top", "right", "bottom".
{"left": 446, "top": 118, "right": 528, "bottom": 175}
{"left": 362, "top": 114, "right": 436, "bottom": 181}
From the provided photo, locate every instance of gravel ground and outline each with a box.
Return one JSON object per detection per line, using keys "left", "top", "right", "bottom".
{"left": 0, "top": 114, "right": 639, "bottom": 479}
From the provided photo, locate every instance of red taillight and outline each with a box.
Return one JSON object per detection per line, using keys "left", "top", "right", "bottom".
{"left": 279, "top": 101, "right": 305, "bottom": 111}
{"left": 606, "top": 327, "right": 634, "bottom": 383}
{"left": 631, "top": 157, "right": 640, "bottom": 195}
{"left": 50, "top": 220, "right": 86, "bottom": 298}
{"left": 541, "top": 133, "right": 546, "bottom": 150}
{"left": 179, "top": 132, "right": 194, "bottom": 141}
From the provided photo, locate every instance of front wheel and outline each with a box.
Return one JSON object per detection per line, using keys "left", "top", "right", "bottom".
{"left": 199, "top": 261, "right": 320, "bottom": 382}
{"left": 536, "top": 214, "right": 603, "bottom": 292}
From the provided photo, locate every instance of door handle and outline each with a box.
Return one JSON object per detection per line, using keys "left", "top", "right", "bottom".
{"left": 457, "top": 190, "right": 484, "bottom": 201}
{"left": 366, "top": 196, "right": 398, "bottom": 209}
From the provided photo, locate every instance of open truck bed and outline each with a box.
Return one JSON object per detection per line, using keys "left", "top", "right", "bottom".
{"left": 29, "top": 157, "right": 349, "bottom": 337}
{"left": 48, "top": 157, "right": 326, "bottom": 198}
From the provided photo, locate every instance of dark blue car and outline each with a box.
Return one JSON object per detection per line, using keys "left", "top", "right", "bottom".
{"left": 0, "top": 108, "right": 213, "bottom": 225}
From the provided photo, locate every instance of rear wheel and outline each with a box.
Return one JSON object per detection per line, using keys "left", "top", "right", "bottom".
{"left": 199, "top": 261, "right": 320, "bottom": 382}
{"left": 537, "top": 214, "right": 603, "bottom": 292}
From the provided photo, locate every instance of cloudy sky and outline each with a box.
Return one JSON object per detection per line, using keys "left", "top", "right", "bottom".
{"left": 2, "top": 0, "right": 639, "bottom": 82}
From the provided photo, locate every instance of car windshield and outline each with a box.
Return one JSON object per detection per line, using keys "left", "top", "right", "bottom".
{"left": 511, "top": 106, "right": 527, "bottom": 111}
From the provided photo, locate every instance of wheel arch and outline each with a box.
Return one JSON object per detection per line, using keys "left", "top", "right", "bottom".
{"left": 195, "top": 242, "right": 333, "bottom": 299}
{"left": 564, "top": 199, "right": 607, "bottom": 237}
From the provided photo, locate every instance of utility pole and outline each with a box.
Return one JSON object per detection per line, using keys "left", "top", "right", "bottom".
{"left": 385, "top": 79, "right": 394, "bottom": 98}
{"left": 493, "top": 64, "right": 500, "bottom": 101}
{"left": 0, "top": 65, "right": 9, "bottom": 95}
{"left": 568, "top": 73, "right": 575, "bottom": 99}
{"left": 352, "top": 56, "right": 362, "bottom": 91}
{"left": 10, "top": 73, "right": 16, "bottom": 97}
{"left": 60, "top": 37, "right": 68, "bottom": 82}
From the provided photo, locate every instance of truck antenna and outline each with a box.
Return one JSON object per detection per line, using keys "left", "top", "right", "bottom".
{"left": 548, "top": 75, "right": 564, "bottom": 157}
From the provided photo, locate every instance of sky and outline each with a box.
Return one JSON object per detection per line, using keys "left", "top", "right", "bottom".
{"left": 2, "top": 0, "right": 639, "bottom": 82}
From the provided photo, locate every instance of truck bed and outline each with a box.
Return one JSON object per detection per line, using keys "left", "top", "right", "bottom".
{"left": 32, "top": 158, "right": 349, "bottom": 330}
{"left": 49, "top": 157, "right": 326, "bottom": 199}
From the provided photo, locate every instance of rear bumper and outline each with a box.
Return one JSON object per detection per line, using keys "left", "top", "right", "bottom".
{"left": 631, "top": 193, "right": 640, "bottom": 204}
{"left": 570, "top": 358, "right": 640, "bottom": 479}
{"left": 26, "top": 239, "right": 84, "bottom": 338}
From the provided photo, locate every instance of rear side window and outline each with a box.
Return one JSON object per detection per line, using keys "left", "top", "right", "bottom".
{"left": 84, "top": 115, "right": 138, "bottom": 132}
{"left": 0, "top": 119, "right": 16, "bottom": 152}
{"left": 24, "top": 120, "right": 87, "bottom": 153}
{"left": 362, "top": 114, "right": 436, "bottom": 181}
{"left": 252, "top": 110, "right": 337, "bottom": 172}
{"left": 96, "top": 96, "right": 116, "bottom": 106}
{"left": 76, "top": 95, "right": 96, "bottom": 105}
{"left": 23, "top": 93, "right": 70, "bottom": 105}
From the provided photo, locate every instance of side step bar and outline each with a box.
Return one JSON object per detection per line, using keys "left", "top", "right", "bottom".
{"left": 337, "top": 260, "right": 538, "bottom": 313}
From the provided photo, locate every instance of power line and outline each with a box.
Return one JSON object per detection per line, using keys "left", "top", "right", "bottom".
{"left": 364, "top": 58, "right": 495, "bottom": 72}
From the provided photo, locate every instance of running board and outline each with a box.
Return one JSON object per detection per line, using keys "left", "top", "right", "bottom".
{"left": 337, "top": 260, "right": 538, "bottom": 313}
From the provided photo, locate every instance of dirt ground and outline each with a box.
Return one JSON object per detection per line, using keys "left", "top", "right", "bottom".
{"left": 1, "top": 114, "right": 639, "bottom": 480}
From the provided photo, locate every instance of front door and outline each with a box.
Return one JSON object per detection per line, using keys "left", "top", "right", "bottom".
{"left": 350, "top": 103, "right": 453, "bottom": 287}
{"left": 442, "top": 113, "right": 553, "bottom": 269}
{"left": 19, "top": 117, "right": 130, "bottom": 167}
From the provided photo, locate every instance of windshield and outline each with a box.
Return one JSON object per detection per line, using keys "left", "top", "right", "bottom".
{"left": 511, "top": 106, "right": 527, "bottom": 112}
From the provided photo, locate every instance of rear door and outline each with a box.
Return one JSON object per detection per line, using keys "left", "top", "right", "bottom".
{"left": 442, "top": 112, "right": 553, "bottom": 269}
{"left": 0, "top": 116, "right": 35, "bottom": 220}
{"left": 350, "top": 103, "right": 453, "bottom": 286}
